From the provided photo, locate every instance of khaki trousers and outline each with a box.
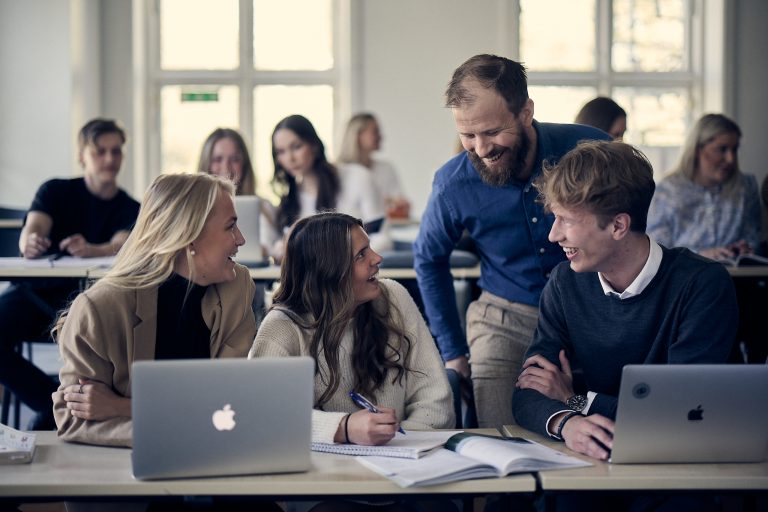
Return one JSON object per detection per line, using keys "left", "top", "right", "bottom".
{"left": 466, "top": 291, "right": 539, "bottom": 430}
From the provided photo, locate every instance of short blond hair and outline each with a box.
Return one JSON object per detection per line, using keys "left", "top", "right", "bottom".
{"left": 536, "top": 141, "right": 655, "bottom": 232}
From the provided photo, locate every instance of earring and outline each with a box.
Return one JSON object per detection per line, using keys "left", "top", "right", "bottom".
{"left": 190, "top": 248, "right": 196, "bottom": 256}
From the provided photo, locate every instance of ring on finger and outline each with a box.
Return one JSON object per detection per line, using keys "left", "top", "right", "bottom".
{"left": 78, "top": 384, "right": 84, "bottom": 394}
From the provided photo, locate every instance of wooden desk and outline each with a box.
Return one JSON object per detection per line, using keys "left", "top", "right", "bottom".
{"left": 502, "top": 425, "right": 768, "bottom": 491}
{"left": 0, "top": 265, "right": 91, "bottom": 280}
{"left": 0, "top": 257, "right": 103, "bottom": 280}
{"left": 0, "top": 432, "right": 535, "bottom": 500}
{"left": 0, "top": 218, "right": 23, "bottom": 229}
{"left": 247, "top": 265, "right": 482, "bottom": 282}
{"left": 727, "top": 266, "right": 768, "bottom": 278}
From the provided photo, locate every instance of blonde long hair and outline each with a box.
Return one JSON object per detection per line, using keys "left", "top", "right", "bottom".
{"left": 671, "top": 113, "right": 742, "bottom": 192}
{"left": 337, "top": 113, "right": 377, "bottom": 166}
{"left": 101, "top": 173, "right": 234, "bottom": 289}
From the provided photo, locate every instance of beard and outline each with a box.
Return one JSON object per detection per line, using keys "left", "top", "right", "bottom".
{"left": 468, "top": 129, "right": 531, "bottom": 187}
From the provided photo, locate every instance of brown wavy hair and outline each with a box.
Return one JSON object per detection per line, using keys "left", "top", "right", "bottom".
{"left": 272, "top": 212, "right": 412, "bottom": 406}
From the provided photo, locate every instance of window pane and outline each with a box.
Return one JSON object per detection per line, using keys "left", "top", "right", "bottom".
{"left": 253, "top": 0, "right": 333, "bottom": 70}
{"left": 613, "top": 87, "right": 687, "bottom": 147}
{"left": 160, "top": 0, "right": 239, "bottom": 70}
{"left": 520, "top": 0, "right": 595, "bottom": 71}
{"left": 528, "top": 86, "right": 597, "bottom": 124}
{"left": 161, "top": 85, "right": 239, "bottom": 174}
{"left": 253, "top": 85, "right": 334, "bottom": 199}
{"left": 613, "top": 0, "right": 686, "bottom": 72}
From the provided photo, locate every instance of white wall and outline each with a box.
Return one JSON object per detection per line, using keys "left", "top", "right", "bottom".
{"left": 732, "top": 0, "right": 768, "bottom": 191}
{"left": 357, "top": 0, "right": 512, "bottom": 216}
{"left": 0, "top": 0, "right": 72, "bottom": 209}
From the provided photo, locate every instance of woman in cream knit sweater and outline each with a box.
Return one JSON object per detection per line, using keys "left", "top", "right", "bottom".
{"left": 249, "top": 212, "right": 453, "bottom": 445}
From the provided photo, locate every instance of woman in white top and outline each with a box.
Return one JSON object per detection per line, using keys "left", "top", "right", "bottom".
{"left": 249, "top": 212, "right": 453, "bottom": 446}
{"left": 268, "top": 115, "right": 385, "bottom": 259}
{"left": 338, "top": 113, "right": 411, "bottom": 219}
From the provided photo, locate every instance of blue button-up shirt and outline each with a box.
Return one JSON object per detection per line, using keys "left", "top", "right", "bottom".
{"left": 414, "top": 121, "right": 610, "bottom": 360}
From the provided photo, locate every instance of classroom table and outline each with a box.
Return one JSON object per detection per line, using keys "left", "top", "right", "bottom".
{"left": 0, "top": 218, "right": 23, "bottom": 229}
{"left": 502, "top": 425, "right": 768, "bottom": 492}
{"left": 1, "top": 257, "right": 762, "bottom": 283}
{"left": 0, "top": 431, "right": 535, "bottom": 503}
{"left": 246, "top": 264, "right": 481, "bottom": 282}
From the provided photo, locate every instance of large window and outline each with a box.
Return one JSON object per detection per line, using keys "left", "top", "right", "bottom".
{"left": 519, "top": 0, "right": 697, "bottom": 152}
{"left": 144, "top": 0, "right": 337, "bottom": 199}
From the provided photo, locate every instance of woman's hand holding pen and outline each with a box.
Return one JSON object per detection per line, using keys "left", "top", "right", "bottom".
{"left": 344, "top": 407, "right": 400, "bottom": 446}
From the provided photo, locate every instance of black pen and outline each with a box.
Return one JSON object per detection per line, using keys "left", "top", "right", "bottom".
{"left": 48, "top": 251, "right": 66, "bottom": 263}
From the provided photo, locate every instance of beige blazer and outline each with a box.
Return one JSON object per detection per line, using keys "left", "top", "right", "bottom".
{"left": 53, "top": 265, "right": 256, "bottom": 447}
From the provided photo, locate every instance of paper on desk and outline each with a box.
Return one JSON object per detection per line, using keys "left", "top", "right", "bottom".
{"left": 0, "top": 257, "right": 52, "bottom": 268}
{"left": 0, "top": 256, "right": 115, "bottom": 268}
{"left": 49, "top": 256, "right": 116, "bottom": 268}
{"left": 312, "top": 430, "right": 462, "bottom": 459}
{"left": 0, "top": 424, "right": 36, "bottom": 464}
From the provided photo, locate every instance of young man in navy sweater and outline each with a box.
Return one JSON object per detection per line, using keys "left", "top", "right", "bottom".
{"left": 513, "top": 140, "right": 737, "bottom": 461}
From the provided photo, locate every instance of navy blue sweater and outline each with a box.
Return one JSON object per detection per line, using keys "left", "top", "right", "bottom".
{"left": 513, "top": 246, "right": 738, "bottom": 437}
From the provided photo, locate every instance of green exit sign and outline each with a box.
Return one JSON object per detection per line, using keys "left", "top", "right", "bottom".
{"left": 181, "top": 92, "right": 219, "bottom": 102}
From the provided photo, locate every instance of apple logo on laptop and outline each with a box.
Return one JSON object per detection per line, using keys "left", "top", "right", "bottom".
{"left": 687, "top": 404, "right": 704, "bottom": 421}
{"left": 212, "top": 404, "right": 236, "bottom": 431}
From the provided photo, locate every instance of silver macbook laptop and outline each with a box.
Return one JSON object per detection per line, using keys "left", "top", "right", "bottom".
{"left": 132, "top": 357, "right": 314, "bottom": 480}
{"left": 610, "top": 364, "right": 768, "bottom": 464}
{"left": 233, "top": 196, "right": 267, "bottom": 267}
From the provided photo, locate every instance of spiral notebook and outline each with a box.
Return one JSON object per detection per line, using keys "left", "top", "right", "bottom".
{"left": 311, "top": 430, "right": 461, "bottom": 459}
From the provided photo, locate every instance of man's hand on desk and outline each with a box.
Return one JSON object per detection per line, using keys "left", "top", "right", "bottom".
{"left": 557, "top": 412, "right": 614, "bottom": 461}
{"left": 21, "top": 232, "right": 51, "bottom": 259}
{"left": 445, "top": 355, "right": 471, "bottom": 379}
{"left": 59, "top": 234, "right": 94, "bottom": 258}
{"left": 516, "top": 350, "right": 574, "bottom": 403}
{"left": 62, "top": 378, "right": 131, "bottom": 420}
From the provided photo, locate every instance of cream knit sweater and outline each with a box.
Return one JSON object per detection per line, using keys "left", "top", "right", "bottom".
{"left": 249, "top": 279, "right": 454, "bottom": 443}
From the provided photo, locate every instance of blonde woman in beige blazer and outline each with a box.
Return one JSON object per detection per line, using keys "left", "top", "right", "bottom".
{"left": 52, "top": 173, "right": 257, "bottom": 447}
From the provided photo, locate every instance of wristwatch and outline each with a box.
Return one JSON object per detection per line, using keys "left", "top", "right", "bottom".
{"left": 566, "top": 394, "right": 588, "bottom": 412}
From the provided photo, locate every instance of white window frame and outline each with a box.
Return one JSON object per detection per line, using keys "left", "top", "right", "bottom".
{"left": 131, "top": 0, "right": 352, "bottom": 195}
{"left": 503, "top": 0, "right": 723, "bottom": 136}
{"left": 496, "top": 0, "right": 725, "bottom": 175}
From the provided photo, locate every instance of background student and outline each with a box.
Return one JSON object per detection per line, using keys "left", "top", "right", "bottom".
{"left": 0, "top": 118, "right": 140, "bottom": 430}
{"left": 250, "top": 212, "right": 453, "bottom": 446}
{"left": 197, "top": 127, "right": 277, "bottom": 257}
{"left": 53, "top": 173, "right": 256, "bottom": 447}
{"left": 337, "top": 112, "right": 411, "bottom": 219}
{"left": 574, "top": 96, "right": 628, "bottom": 140}
{"left": 267, "top": 115, "right": 384, "bottom": 260}
{"left": 647, "top": 113, "right": 761, "bottom": 260}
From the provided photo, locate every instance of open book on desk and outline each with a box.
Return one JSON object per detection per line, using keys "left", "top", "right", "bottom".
{"left": 312, "top": 430, "right": 461, "bottom": 459}
{"left": 357, "top": 432, "right": 590, "bottom": 487}
{"left": 718, "top": 253, "right": 768, "bottom": 267}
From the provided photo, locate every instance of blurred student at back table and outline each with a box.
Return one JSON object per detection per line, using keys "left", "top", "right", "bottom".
{"left": 0, "top": 118, "right": 139, "bottom": 430}
{"left": 647, "top": 113, "right": 761, "bottom": 261}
